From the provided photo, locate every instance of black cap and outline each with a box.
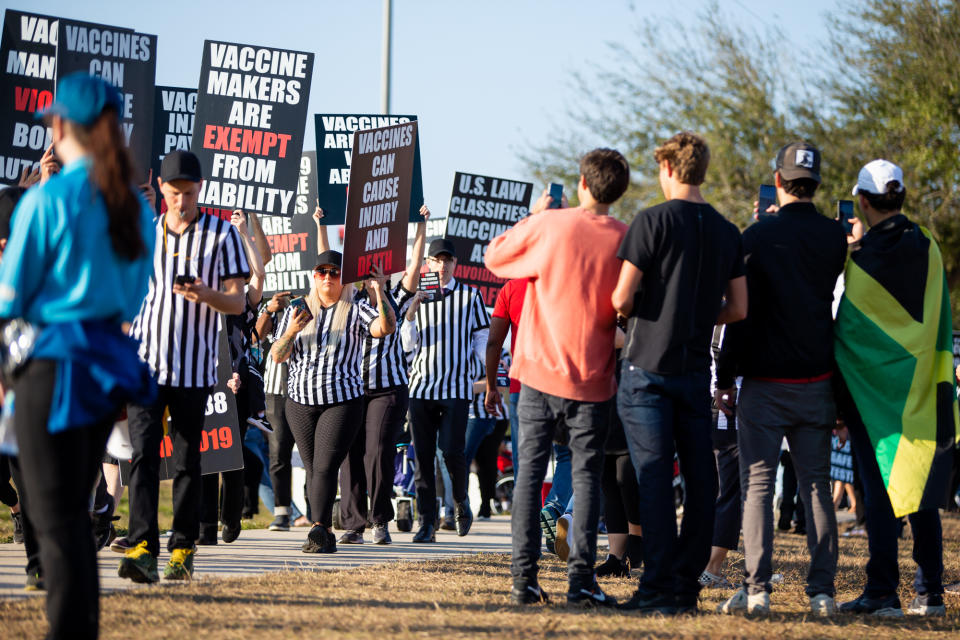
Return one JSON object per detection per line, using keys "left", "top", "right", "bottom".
{"left": 315, "top": 250, "right": 343, "bottom": 269}
{"left": 775, "top": 142, "right": 821, "bottom": 183}
{"left": 160, "top": 150, "right": 203, "bottom": 183}
{"left": 428, "top": 238, "right": 456, "bottom": 259}
{"left": 0, "top": 187, "right": 25, "bottom": 241}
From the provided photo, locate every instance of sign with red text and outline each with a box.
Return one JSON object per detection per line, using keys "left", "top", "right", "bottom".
{"left": 192, "top": 40, "right": 313, "bottom": 216}
{"left": 341, "top": 121, "right": 418, "bottom": 284}
{"left": 314, "top": 113, "right": 425, "bottom": 225}
{"left": 260, "top": 151, "right": 318, "bottom": 297}
{"left": 445, "top": 172, "right": 532, "bottom": 307}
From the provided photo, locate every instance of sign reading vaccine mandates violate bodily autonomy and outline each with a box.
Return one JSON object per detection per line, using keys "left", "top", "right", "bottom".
{"left": 444, "top": 171, "right": 532, "bottom": 307}
{"left": 192, "top": 40, "right": 313, "bottom": 217}
{"left": 341, "top": 121, "right": 418, "bottom": 284}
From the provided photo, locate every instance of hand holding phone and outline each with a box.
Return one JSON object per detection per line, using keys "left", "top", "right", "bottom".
{"left": 548, "top": 183, "right": 563, "bottom": 209}
{"left": 174, "top": 274, "right": 197, "bottom": 286}
{"left": 757, "top": 184, "right": 777, "bottom": 220}
{"left": 836, "top": 200, "right": 855, "bottom": 235}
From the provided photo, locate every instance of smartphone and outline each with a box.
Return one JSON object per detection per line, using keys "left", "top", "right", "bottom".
{"left": 548, "top": 182, "right": 563, "bottom": 209}
{"left": 289, "top": 296, "right": 313, "bottom": 320}
{"left": 174, "top": 274, "right": 196, "bottom": 286}
{"left": 757, "top": 184, "right": 776, "bottom": 220}
{"left": 836, "top": 200, "right": 855, "bottom": 235}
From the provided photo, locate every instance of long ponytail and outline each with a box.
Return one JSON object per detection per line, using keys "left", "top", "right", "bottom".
{"left": 69, "top": 108, "right": 146, "bottom": 261}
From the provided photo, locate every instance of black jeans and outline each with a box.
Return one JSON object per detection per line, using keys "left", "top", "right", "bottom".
{"left": 6, "top": 456, "right": 41, "bottom": 575}
{"left": 286, "top": 397, "right": 363, "bottom": 528}
{"left": 712, "top": 442, "right": 742, "bottom": 550}
{"left": 127, "top": 384, "right": 211, "bottom": 556}
{"left": 846, "top": 406, "right": 944, "bottom": 596}
{"left": 408, "top": 397, "right": 470, "bottom": 523}
{"left": 511, "top": 384, "right": 611, "bottom": 590}
{"left": 779, "top": 450, "right": 806, "bottom": 530}
{"left": 266, "top": 393, "right": 295, "bottom": 512}
{"left": 340, "top": 386, "right": 409, "bottom": 531}
{"left": 199, "top": 423, "right": 248, "bottom": 531}
{"left": 14, "top": 359, "right": 114, "bottom": 640}
{"left": 617, "top": 363, "right": 717, "bottom": 605}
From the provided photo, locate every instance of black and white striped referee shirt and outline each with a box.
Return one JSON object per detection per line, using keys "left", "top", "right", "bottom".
{"left": 406, "top": 278, "right": 490, "bottom": 401}
{"left": 130, "top": 213, "right": 250, "bottom": 388}
{"left": 275, "top": 301, "right": 379, "bottom": 405}
{"left": 356, "top": 283, "right": 416, "bottom": 391}
{"left": 262, "top": 339, "right": 288, "bottom": 396}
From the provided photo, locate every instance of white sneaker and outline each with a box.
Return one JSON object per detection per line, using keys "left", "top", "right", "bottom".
{"left": 698, "top": 570, "right": 734, "bottom": 589}
{"left": 809, "top": 593, "right": 836, "bottom": 617}
{"left": 554, "top": 514, "right": 573, "bottom": 562}
{"left": 719, "top": 588, "right": 769, "bottom": 615}
{"left": 905, "top": 595, "right": 946, "bottom": 617}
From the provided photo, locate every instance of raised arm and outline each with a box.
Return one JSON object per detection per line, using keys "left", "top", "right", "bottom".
{"left": 402, "top": 205, "right": 430, "bottom": 292}
{"left": 367, "top": 264, "right": 397, "bottom": 338}
{"left": 231, "top": 210, "right": 266, "bottom": 306}
{"left": 248, "top": 210, "right": 272, "bottom": 266}
{"left": 313, "top": 201, "right": 330, "bottom": 255}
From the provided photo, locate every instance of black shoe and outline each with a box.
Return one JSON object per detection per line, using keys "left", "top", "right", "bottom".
{"left": 304, "top": 524, "right": 337, "bottom": 553}
{"left": 511, "top": 582, "right": 550, "bottom": 605}
{"left": 412, "top": 523, "right": 436, "bottom": 543}
{"left": 567, "top": 578, "right": 617, "bottom": 608}
{"left": 338, "top": 530, "right": 364, "bottom": 544}
{"left": 372, "top": 524, "right": 391, "bottom": 545}
{"left": 839, "top": 592, "right": 902, "bottom": 616}
{"left": 595, "top": 554, "right": 630, "bottom": 578}
{"left": 454, "top": 502, "right": 473, "bottom": 537}
{"left": 268, "top": 515, "right": 291, "bottom": 531}
{"left": 12, "top": 511, "right": 24, "bottom": 544}
{"left": 439, "top": 516, "right": 456, "bottom": 531}
{"left": 222, "top": 522, "right": 241, "bottom": 543}
{"left": 196, "top": 523, "right": 218, "bottom": 546}
{"left": 792, "top": 525, "right": 806, "bottom": 535}
{"left": 618, "top": 589, "right": 676, "bottom": 614}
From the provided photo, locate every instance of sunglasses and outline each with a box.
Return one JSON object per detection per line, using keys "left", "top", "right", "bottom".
{"left": 315, "top": 267, "right": 340, "bottom": 277}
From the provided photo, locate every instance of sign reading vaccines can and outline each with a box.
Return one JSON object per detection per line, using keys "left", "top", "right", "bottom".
{"left": 192, "top": 40, "right": 314, "bottom": 217}
{"left": 444, "top": 171, "right": 532, "bottom": 307}
{"left": 315, "top": 113, "right": 424, "bottom": 225}
{"left": 340, "top": 121, "right": 418, "bottom": 284}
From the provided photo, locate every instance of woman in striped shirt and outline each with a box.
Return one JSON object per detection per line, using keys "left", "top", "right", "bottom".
{"left": 270, "top": 251, "right": 396, "bottom": 553}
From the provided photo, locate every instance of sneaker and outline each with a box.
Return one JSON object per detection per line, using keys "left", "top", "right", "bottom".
{"left": 718, "top": 588, "right": 769, "bottom": 615}
{"left": 304, "top": 524, "right": 336, "bottom": 553}
{"left": 338, "top": 530, "right": 364, "bottom": 544}
{"left": 163, "top": 546, "right": 195, "bottom": 581}
{"left": 838, "top": 592, "right": 903, "bottom": 617}
{"left": 454, "top": 501, "right": 473, "bottom": 536}
{"left": 110, "top": 536, "right": 132, "bottom": 554}
{"left": 567, "top": 578, "right": 617, "bottom": 608}
{"left": 24, "top": 572, "right": 44, "bottom": 591}
{"left": 905, "top": 594, "right": 946, "bottom": 617}
{"left": 539, "top": 504, "right": 561, "bottom": 554}
{"left": 372, "top": 523, "right": 391, "bottom": 545}
{"left": 945, "top": 582, "right": 960, "bottom": 595}
{"left": 511, "top": 582, "right": 550, "bottom": 605}
{"left": 595, "top": 554, "right": 630, "bottom": 578}
{"left": 439, "top": 516, "right": 456, "bottom": 531}
{"left": 12, "top": 511, "right": 24, "bottom": 544}
{"left": 268, "top": 515, "right": 291, "bottom": 531}
{"left": 222, "top": 522, "right": 241, "bottom": 544}
{"left": 117, "top": 540, "right": 159, "bottom": 584}
{"left": 698, "top": 570, "right": 733, "bottom": 590}
{"left": 809, "top": 593, "right": 836, "bottom": 617}
{"left": 618, "top": 589, "right": 675, "bottom": 613}
{"left": 555, "top": 513, "right": 572, "bottom": 563}
{"left": 246, "top": 415, "right": 273, "bottom": 433}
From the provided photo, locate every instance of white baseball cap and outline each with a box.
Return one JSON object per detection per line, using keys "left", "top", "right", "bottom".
{"left": 852, "top": 159, "right": 905, "bottom": 196}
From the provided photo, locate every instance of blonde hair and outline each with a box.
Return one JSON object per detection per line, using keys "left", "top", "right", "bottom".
{"left": 305, "top": 278, "right": 354, "bottom": 359}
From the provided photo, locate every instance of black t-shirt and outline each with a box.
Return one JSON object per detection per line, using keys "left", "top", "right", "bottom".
{"left": 618, "top": 199, "right": 744, "bottom": 375}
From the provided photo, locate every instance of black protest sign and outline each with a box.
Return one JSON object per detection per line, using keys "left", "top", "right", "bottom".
{"left": 193, "top": 40, "right": 314, "bottom": 218}
{"left": 150, "top": 85, "right": 196, "bottom": 213}
{"left": 0, "top": 10, "right": 58, "bottom": 185}
{"left": 341, "top": 121, "right": 418, "bottom": 284}
{"left": 314, "top": 113, "right": 424, "bottom": 225}
{"left": 445, "top": 172, "right": 533, "bottom": 307}
{"left": 420, "top": 271, "right": 441, "bottom": 301}
{"left": 56, "top": 19, "right": 156, "bottom": 181}
{"left": 260, "top": 151, "right": 318, "bottom": 297}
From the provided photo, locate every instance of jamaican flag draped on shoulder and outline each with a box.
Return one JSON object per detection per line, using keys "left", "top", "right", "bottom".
{"left": 835, "top": 214, "right": 959, "bottom": 518}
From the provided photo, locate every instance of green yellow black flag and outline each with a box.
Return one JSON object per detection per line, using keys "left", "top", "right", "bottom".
{"left": 835, "top": 217, "right": 959, "bottom": 518}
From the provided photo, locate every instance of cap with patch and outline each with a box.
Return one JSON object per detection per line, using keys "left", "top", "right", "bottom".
{"left": 36, "top": 72, "right": 124, "bottom": 126}
{"left": 852, "top": 159, "right": 904, "bottom": 196}
{"left": 428, "top": 238, "right": 456, "bottom": 259}
{"left": 315, "top": 250, "right": 343, "bottom": 269}
{"left": 161, "top": 151, "right": 203, "bottom": 183}
{"left": 775, "top": 142, "right": 821, "bottom": 183}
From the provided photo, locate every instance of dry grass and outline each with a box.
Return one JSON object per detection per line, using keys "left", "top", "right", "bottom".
{"left": 2, "top": 514, "right": 959, "bottom": 638}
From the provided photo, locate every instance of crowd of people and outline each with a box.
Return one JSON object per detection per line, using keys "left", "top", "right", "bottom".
{"left": 0, "top": 72, "right": 958, "bottom": 639}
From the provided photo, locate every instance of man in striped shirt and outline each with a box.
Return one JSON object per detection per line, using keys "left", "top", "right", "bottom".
{"left": 119, "top": 151, "right": 250, "bottom": 583}
{"left": 401, "top": 238, "right": 490, "bottom": 542}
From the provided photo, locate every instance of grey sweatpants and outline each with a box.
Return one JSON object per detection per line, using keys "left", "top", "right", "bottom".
{"left": 736, "top": 378, "right": 838, "bottom": 597}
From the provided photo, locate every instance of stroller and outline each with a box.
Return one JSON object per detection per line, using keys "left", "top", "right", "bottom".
{"left": 392, "top": 439, "right": 417, "bottom": 531}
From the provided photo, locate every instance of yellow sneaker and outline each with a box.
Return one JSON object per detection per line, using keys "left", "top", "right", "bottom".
{"left": 163, "top": 546, "right": 195, "bottom": 580}
{"left": 118, "top": 540, "right": 159, "bottom": 583}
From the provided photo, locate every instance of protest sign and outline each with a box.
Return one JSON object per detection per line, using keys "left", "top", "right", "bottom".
{"left": 0, "top": 10, "right": 58, "bottom": 185}
{"left": 444, "top": 172, "right": 532, "bottom": 307}
{"left": 150, "top": 85, "right": 196, "bottom": 212}
{"left": 341, "top": 120, "right": 418, "bottom": 284}
{"left": 420, "top": 271, "right": 441, "bottom": 301}
{"left": 259, "top": 151, "right": 319, "bottom": 297}
{"left": 192, "top": 40, "right": 313, "bottom": 218}
{"left": 315, "top": 113, "right": 424, "bottom": 225}
{"left": 56, "top": 19, "right": 156, "bottom": 181}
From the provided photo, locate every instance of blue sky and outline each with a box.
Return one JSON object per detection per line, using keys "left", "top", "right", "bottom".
{"left": 10, "top": 0, "right": 838, "bottom": 215}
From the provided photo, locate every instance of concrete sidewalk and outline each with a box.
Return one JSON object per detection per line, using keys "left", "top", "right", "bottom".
{"left": 0, "top": 515, "right": 514, "bottom": 600}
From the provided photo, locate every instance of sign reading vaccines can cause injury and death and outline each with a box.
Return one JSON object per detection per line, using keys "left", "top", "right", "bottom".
{"left": 315, "top": 113, "right": 425, "bottom": 225}
{"left": 445, "top": 172, "right": 532, "bottom": 307}
{"left": 341, "top": 121, "right": 418, "bottom": 284}
{"left": 56, "top": 19, "right": 156, "bottom": 182}
{"left": 192, "top": 40, "right": 314, "bottom": 217}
